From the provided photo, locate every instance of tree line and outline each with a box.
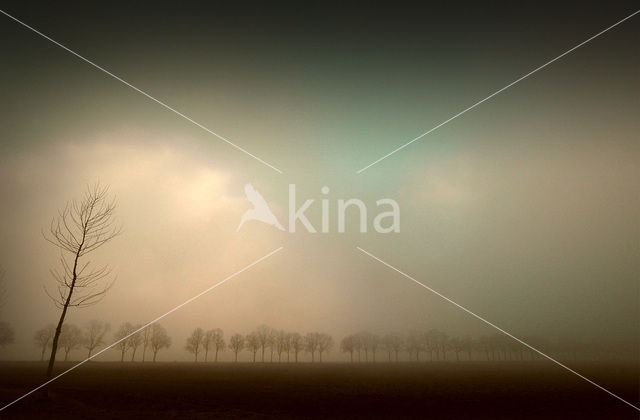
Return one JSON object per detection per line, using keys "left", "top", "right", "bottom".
{"left": 341, "top": 330, "right": 593, "bottom": 363}
{"left": 185, "top": 325, "right": 333, "bottom": 363}
{"left": 15, "top": 322, "right": 630, "bottom": 364}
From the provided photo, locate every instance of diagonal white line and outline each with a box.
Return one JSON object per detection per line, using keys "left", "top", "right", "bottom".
{"left": 356, "top": 9, "right": 640, "bottom": 174}
{"left": 0, "top": 9, "right": 284, "bottom": 174}
{"left": 0, "top": 246, "right": 283, "bottom": 412}
{"left": 356, "top": 246, "right": 640, "bottom": 411}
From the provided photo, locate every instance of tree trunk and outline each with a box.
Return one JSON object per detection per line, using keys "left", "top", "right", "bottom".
{"left": 131, "top": 348, "right": 137, "bottom": 362}
{"left": 153, "top": 351, "right": 157, "bottom": 362}
{"left": 142, "top": 346, "right": 146, "bottom": 362}
{"left": 46, "top": 232, "right": 84, "bottom": 379}
{"left": 120, "top": 348, "right": 125, "bottom": 362}
{"left": 204, "top": 348, "right": 209, "bottom": 362}
{"left": 64, "top": 350, "right": 69, "bottom": 362}
{"left": 88, "top": 348, "right": 93, "bottom": 359}
{"left": 215, "top": 348, "right": 219, "bottom": 362}
{"left": 40, "top": 347, "right": 46, "bottom": 361}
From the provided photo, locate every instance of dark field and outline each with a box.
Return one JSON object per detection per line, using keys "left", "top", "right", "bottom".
{"left": 0, "top": 362, "right": 638, "bottom": 419}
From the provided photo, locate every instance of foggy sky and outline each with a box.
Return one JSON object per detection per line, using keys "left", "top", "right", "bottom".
{"left": 0, "top": 3, "right": 638, "bottom": 363}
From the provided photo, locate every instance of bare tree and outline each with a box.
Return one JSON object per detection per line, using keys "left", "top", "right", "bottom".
{"left": 341, "top": 335, "right": 356, "bottom": 362}
{"left": 202, "top": 330, "right": 213, "bottom": 362}
{"left": 114, "top": 322, "right": 134, "bottom": 362}
{"left": 290, "top": 333, "right": 303, "bottom": 363}
{"left": 149, "top": 324, "right": 171, "bottom": 361}
{"left": 43, "top": 184, "right": 121, "bottom": 378}
{"left": 185, "top": 328, "right": 204, "bottom": 362}
{"left": 304, "top": 333, "right": 319, "bottom": 362}
{"left": 141, "top": 327, "right": 152, "bottom": 362}
{"left": 438, "top": 331, "right": 449, "bottom": 361}
{"left": 275, "top": 330, "right": 287, "bottom": 362}
{"left": 382, "top": 334, "right": 403, "bottom": 362}
{"left": 129, "top": 326, "right": 143, "bottom": 361}
{"left": 283, "top": 333, "right": 293, "bottom": 362}
{"left": 229, "top": 333, "right": 244, "bottom": 362}
{"left": 255, "top": 325, "right": 272, "bottom": 362}
{"left": 34, "top": 324, "right": 56, "bottom": 361}
{"left": 0, "top": 268, "right": 14, "bottom": 349}
{"left": 267, "top": 328, "right": 277, "bottom": 362}
{"left": 0, "top": 267, "right": 6, "bottom": 311}
{"left": 245, "top": 332, "right": 260, "bottom": 362}
{"left": 210, "top": 329, "right": 225, "bottom": 362}
{"left": 317, "top": 333, "right": 333, "bottom": 362}
{"left": 58, "top": 324, "right": 83, "bottom": 361}
{"left": 403, "top": 332, "right": 422, "bottom": 361}
{"left": 462, "top": 335, "right": 474, "bottom": 361}
{"left": 353, "top": 334, "right": 362, "bottom": 362}
{"left": 83, "top": 320, "right": 110, "bottom": 358}
{"left": 368, "top": 334, "right": 379, "bottom": 362}
{"left": 0, "top": 322, "right": 14, "bottom": 348}
{"left": 450, "top": 337, "right": 464, "bottom": 362}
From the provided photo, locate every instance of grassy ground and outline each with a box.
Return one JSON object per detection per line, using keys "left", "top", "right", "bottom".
{"left": 0, "top": 361, "right": 637, "bottom": 419}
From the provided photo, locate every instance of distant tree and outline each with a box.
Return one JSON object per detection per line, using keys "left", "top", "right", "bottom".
{"left": 368, "top": 334, "right": 379, "bottom": 362}
{"left": 83, "top": 320, "right": 110, "bottom": 358}
{"left": 255, "top": 325, "right": 272, "bottom": 362}
{"left": 382, "top": 334, "right": 403, "bottom": 362}
{"left": 433, "top": 330, "right": 448, "bottom": 361}
{"left": 149, "top": 324, "right": 171, "bottom": 362}
{"left": 245, "top": 332, "right": 260, "bottom": 362}
{"left": 449, "top": 337, "right": 464, "bottom": 362}
{"left": 58, "top": 324, "right": 83, "bottom": 361}
{"left": 211, "top": 329, "right": 225, "bottom": 362}
{"left": 185, "top": 328, "right": 205, "bottom": 362}
{"left": 275, "top": 330, "right": 287, "bottom": 362}
{"left": 43, "top": 184, "right": 121, "bottom": 378}
{"left": 462, "top": 335, "right": 474, "bottom": 361}
{"left": 114, "top": 322, "right": 134, "bottom": 362}
{"left": 304, "top": 333, "right": 319, "bottom": 362}
{"left": 128, "top": 325, "right": 143, "bottom": 361}
{"left": 283, "top": 333, "right": 293, "bottom": 362}
{"left": 0, "top": 267, "right": 6, "bottom": 311}
{"left": 479, "top": 335, "right": 492, "bottom": 361}
{"left": 358, "top": 332, "right": 371, "bottom": 362}
{"left": 202, "top": 330, "right": 213, "bottom": 362}
{"left": 405, "top": 332, "right": 422, "bottom": 361}
{"left": 34, "top": 324, "right": 56, "bottom": 361}
{"left": 141, "top": 327, "right": 152, "bottom": 362}
{"left": 0, "top": 322, "right": 15, "bottom": 348}
{"left": 290, "top": 333, "right": 303, "bottom": 363}
{"left": 353, "top": 334, "right": 362, "bottom": 362}
{"left": 229, "top": 334, "right": 244, "bottom": 362}
{"left": 317, "top": 333, "right": 333, "bottom": 362}
{"left": 267, "top": 328, "right": 277, "bottom": 362}
{"left": 341, "top": 335, "right": 356, "bottom": 362}
{"left": 423, "top": 330, "right": 439, "bottom": 361}
{"left": 0, "top": 269, "right": 14, "bottom": 349}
